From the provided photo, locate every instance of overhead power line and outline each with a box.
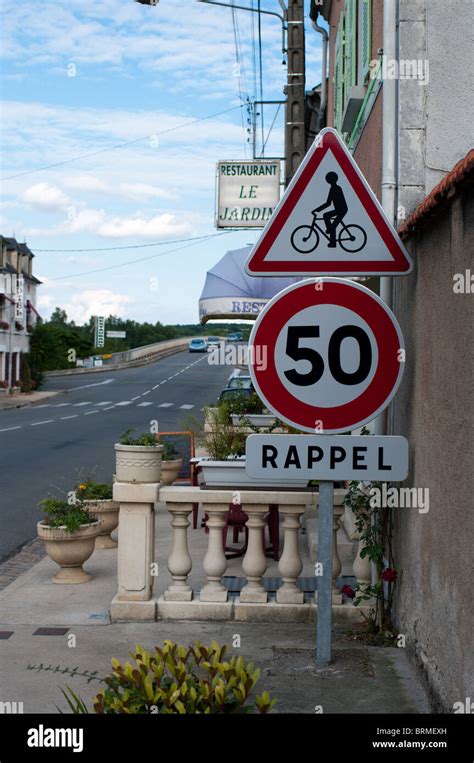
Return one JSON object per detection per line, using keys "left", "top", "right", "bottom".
{"left": 48, "top": 231, "right": 238, "bottom": 281}
{"left": 34, "top": 233, "right": 229, "bottom": 253}
{"left": 2, "top": 104, "right": 246, "bottom": 182}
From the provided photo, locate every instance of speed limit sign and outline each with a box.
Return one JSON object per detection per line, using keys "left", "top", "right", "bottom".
{"left": 248, "top": 278, "right": 405, "bottom": 434}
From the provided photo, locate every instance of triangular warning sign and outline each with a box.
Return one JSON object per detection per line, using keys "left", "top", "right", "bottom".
{"left": 245, "top": 128, "right": 413, "bottom": 276}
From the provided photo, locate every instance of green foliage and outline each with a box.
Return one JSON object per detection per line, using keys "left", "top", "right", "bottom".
{"left": 221, "top": 389, "right": 264, "bottom": 416}
{"left": 161, "top": 442, "right": 179, "bottom": 461}
{"left": 29, "top": 318, "right": 93, "bottom": 372}
{"left": 119, "top": 427, "right": 159, "bottom": 447}
{"left": 76, "top": 481, "right": 113, "bottom": 501}
{"left": 39, "top": 498, "right": 95, "bottom": 535}
{"left": 61, "top": 640, "right": 276, "bottom": 715}
{"left": 198, "top": 405, "right": 246, "bottom": 460}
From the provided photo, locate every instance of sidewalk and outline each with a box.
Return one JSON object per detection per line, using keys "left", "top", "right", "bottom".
{"left": 0, "top": 390, "right": 62, "bottom": 410}
{"left": 0, "top": 508, "right": 432, "bottom": 715}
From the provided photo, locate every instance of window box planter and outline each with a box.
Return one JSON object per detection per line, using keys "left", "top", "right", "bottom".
{"left": 231, "top": 413, "right": 277, "bottom": 428}
{"left": 114, "top": 443, "right": 164, "bottom": 483}
{"left": 37, "top": 520, "right": 101, "bottom": 584}
{"left": 0, "top": 321, "right": 9, "bottom": 331}
{"left": 14, "top": 322, "right": 24, "bottom": 332}
{"left": 196, "top": 457, "right": 309, "bottom": 488}
{"left": 83, "top": 499, "right": 120, "bottom": 549}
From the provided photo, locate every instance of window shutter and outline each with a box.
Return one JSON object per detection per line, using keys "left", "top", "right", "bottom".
{"left": 360, "top": 0, "right": 372, "bottom": 82}
{"left": 344, "top": 0, "right": 357, "bottom": 94}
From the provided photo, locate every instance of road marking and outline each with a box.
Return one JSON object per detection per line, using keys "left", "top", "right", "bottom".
{"left": 158, "top": 403, "right": 173, "bottom": 408}
{"left": 94, "top": 401, "right": 112, "bottom": 406}
{"left": 180, "top": 404, "right": 194, "bottom": 409}
{"left": 66, "top": 378, "right": 115, "bottom": 391}
{"left": 84, "top": 410, "right": 99, "bottom": 415}
{"left": 131, "top": 396, "right": 141, "bottom": 401}
{"left": 53, "top": 403, "right": 71, "bottom": 407}
{"left": 33, "top": 404, "right": 51, "bottom": 408}
{"left": 73, "top": 402, "right": 92, "bottom": 406}
{"left": 152, "top": 384, "right": 160, "bottom": 390}
{"left": 0, "top": 426, "right": 22, "bottom": 432}
{"left": 103, "top": 406, "right": 115, "bottom": 411}
{"left": 60, "top": 415, "right": 78, "bottom": 420}
{"left": 142, "top": 390, "right": 150, "bottom": 396}
{"left": 167, "top": 377, "right": 174, "bottom": 381}
{"left": 116, "top": 401, "right": 133, "bottom": 406}
{"left": 31, "top": 419, "right": 54, "bottom": 426}
{"left": 137, "top": 402, "right": 153, "bottom": 407}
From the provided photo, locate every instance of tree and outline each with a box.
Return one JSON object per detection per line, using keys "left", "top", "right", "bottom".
{"left": 49, "top": 307, "right": 68, "bottom": 324}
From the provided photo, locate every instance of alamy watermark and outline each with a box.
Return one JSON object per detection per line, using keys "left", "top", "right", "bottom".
{"left": 369, "top": 485, "right": 430, "bottom": 514}
{"left": 370, "top": 55, "right": 429, "bottom": 85}
{"left": 207, "top": 343, "right": 267, "bottom": 370}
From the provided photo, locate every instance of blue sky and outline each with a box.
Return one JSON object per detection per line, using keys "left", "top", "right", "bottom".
{"left": 1, "top": 0, "right": 322, "bottom": 324}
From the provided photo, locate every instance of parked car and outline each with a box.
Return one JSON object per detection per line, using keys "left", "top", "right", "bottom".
{"left": 206, "top": 336, "right": 221, "bottom": 348}
{"left": 218, "top": 387, "right": 254, "bottom": 404}
{"left": 188, "top": 338, "right": 207, "bottom": 353}
{"left": 227, "top": 374, "right": 253, "bottom": 390}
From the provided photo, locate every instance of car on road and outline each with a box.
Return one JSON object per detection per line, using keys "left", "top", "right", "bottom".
{"left": 206, "top": 336, "right": 221, "bottom": 349}
{"left": 188, "top": 338, "right": 207, "bottom": 353}
{"left": 218, "top": 372, "right": 255, "bottom": 403}
{"left": 227, "top": 374, "right": 253, "bottom": 390}
{"left": 227, "top": 331, "right": 244, "bottom": 342}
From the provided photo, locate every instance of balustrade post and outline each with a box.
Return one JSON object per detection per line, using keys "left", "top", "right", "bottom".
{"left": 332, "top": 505, "right": 344, "bottom": 604}
{"left": 352, "top": 509, "right": 371, "bottom": 590}
{"left": 277, "top": 506, "right": 304, "bottom": 604}
{"left": 200, "top": 503, "right": 228, "bottom": 602}
{"left": 240, "top": 505, "right": 268, "bottom": 603}
{"left": 165, "top": 504, "right": 193, "bottom": 601}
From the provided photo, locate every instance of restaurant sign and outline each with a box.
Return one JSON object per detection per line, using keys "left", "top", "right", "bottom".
{"left": 216, "top": 161, "right": 280, "bottom": 228}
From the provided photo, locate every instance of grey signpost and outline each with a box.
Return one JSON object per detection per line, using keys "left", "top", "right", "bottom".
{"left": 316, "top": 480, "right": 334, "bottom": 665}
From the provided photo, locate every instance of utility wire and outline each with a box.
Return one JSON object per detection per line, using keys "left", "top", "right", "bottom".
{"left": 260, "top": 103, "right": 282, "bottom": 158}
{"left": 2, "top": 104, "right": 246, "bottom": 181}
{"left": 48, "top": 231, "right": 237, "bottom": 281}
{"left": 231, "top": 2, "right": 248, "bottom": 158}
{"left": 34, "top": 233, "right": 230, "bottom": 253}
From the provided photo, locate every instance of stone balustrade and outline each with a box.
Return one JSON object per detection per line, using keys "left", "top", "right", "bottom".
{"left": 110, "top": 482, "right": 366, "bottom": 623}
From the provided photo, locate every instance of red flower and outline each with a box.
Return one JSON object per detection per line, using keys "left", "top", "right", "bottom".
{"left": 382, "top": 568, "right": 397, "bottom": 583}
{"left": 341, "top": 584, "right": 355, "bottom": 599}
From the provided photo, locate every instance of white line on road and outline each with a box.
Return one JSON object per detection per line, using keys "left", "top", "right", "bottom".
{"left": 137, "top": 402, "right": 153, "bottom": 407}
{"left": 142, "top": 390, "right": 150, "bottom": 396}
{"left": 73, "top": 402, "right": 92, "bottom": 406}
{"left": 158, "top": 403, "right": 173, "bottom": 408}
{"left": 94, "top": 401, "right": 112, "bottom": 406}
{"left": 180, "top": 404, "right": 194, "bottom": 409}
{"left": 0, "top": 426, "right": 22, "bottom": 432}
{"left": 116, "top": 401, "right": 133, "bottom": 406}
{"left": 60, "top": 415, "right": 78, "bottom": 420}
{"left": 53, "top": 403, "right": 71, "bottom": 407}
{"left": 131, "top": 396, "right": 141, "bottom": 401}
{"left": 31, "top": 419, "right": 54, "bottom": 426}
{"left": 84, "top": 410, "right": 99, "bottom": 415}
{"left": 103, "top": 406, "right": 115, "bottom": 411}
{"left": 152, "top": 384, "right": 160, "bottom": 390}
{"left": 33, "top": 404, "right": 51, "bottom": 408}
{"left": 66, "top": 378, "right": 115, "bottom": 391}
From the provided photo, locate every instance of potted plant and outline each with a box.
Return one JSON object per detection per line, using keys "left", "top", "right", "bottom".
{"left": 37, "top": 498, "right": 100, "bottom": 584}
{"left": 76, "top": 481, "right": 119, "bottom": 549}
{"left": 159, "top": 442, "right": 183, "bottom": 486}
{"left": 226, "top": 389, "right": 278, "bottom": 428}
{"left": 0, "top": 321, "right": 9, "bottom": 330}
{"left": 15, "top": 321, "right": 24, "bottom": 332}
{"left": 115, "top": 427, "right": 164, "bottom": 483}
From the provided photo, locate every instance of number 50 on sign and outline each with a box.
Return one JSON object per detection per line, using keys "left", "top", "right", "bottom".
{"left": 248, "top": 278, "right": 405, "bottom": 434}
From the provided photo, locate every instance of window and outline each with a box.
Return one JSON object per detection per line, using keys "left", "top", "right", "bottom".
{"left": 359, "top": 0, "right": 372, "bottom": 84}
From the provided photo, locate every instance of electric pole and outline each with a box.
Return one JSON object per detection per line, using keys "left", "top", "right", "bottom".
{"left": 284, "top": 0, "right": 306, "bottom": 187}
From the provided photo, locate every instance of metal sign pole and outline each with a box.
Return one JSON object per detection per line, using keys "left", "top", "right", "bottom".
{"left": 316, "top": 479, "right": 334, "bottom": 665}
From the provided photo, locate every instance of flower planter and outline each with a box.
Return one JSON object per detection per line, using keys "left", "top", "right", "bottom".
{"left": 37, "top": 520, "right": 100, "bottom": 584}
{"left": 231, "top": 414, "right": 277, "bottom": 428}
{"left": 196, "top": 457, "right": 309, "bottom": 488}
{"left": 114, "top": 443, "right": 164, "bottom": 483}
{"left": 83, "top": 499, "right": 119, "bottom": 549}
{"left": 160, "top": 458, "right": 184, "bottom": 486}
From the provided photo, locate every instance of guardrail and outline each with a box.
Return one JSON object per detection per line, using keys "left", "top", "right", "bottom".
{"left": 45, "top": 337, "right": 201, "bottom": 377}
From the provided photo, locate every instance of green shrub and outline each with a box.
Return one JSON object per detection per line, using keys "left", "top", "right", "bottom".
{"left": 62, "top": 640, "right": 276, "bottom": 714}
{"left": 39, "top": 498, "right": 95, "bottom": 534}
{"left": 76, "top": 481, "right": 113, "bottom": 501}
{"left": 161, "top": 442, "right": 179, "bottom": 461}
{"left": 119, "top": 427, "right": 159, "bottom": 446}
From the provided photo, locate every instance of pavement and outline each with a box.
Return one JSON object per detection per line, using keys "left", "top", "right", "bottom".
{"left": 0, "top": 390, "right": 62, "bottom": 410}
{"left": 0, "top": 506, "right": 432, "bottom": 715}
{"left": 0, "top": 350, "right": 231, "bottom": 562}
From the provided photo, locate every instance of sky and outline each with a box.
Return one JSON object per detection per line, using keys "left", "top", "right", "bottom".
{"left": 0, "top": 0, "right": 322, "bottom": 325}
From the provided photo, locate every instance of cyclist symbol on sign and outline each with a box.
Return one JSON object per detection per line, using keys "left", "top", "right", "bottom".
{"left": 291, "top": 172, "right": 368, "bottom": 255}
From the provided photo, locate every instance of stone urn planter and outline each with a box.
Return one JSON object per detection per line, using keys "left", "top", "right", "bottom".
{"left": 196, "top": 457, "right": 309, "bottom": 488}
{"left": 83, "top": 499, "right": 119, "bottom": 549}
{"left": 37, "top": 520, "right": 100, "bottom": 584}
{"left": 160, "top": 458, "right": 183, "bottom": 486}
{"left": 115, "top": 443, "right": 164, "bottom": 483}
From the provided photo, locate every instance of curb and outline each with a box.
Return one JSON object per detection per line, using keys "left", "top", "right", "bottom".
{"left": 0, "top": 390, "right": 63, "bottom": 411}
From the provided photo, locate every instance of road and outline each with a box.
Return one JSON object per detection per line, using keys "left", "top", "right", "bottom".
{"left": 0, "top": 350, "right": 232, "bottom": 562}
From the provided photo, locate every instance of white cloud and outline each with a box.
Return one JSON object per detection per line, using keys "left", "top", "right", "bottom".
{"left": 63, "top": 289, "right": 134, "bottom": 324}
{"left": 22, "top": 182, "right": 70, "bottom": 211}
{"left": 97, "top": 212, "right": 192, "bottom": 239}
{"left": 63, "top": 175, "right": 108, "bottom": 192}
{"left": 118, "top": 182, "right": 172, "bottom": 201}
